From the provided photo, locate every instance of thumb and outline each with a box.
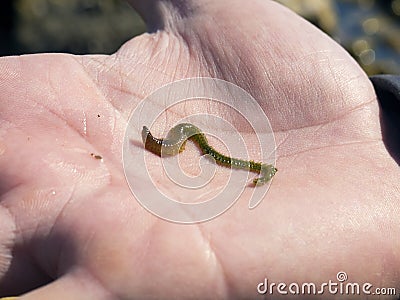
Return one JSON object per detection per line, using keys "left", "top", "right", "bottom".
{"left": 125, "top": 0, "right": 194, "bottom": 31}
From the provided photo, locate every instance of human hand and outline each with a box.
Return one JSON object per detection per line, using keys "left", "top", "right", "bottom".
{"left": 0, "top": 0, "right": 399, "bottom": 299}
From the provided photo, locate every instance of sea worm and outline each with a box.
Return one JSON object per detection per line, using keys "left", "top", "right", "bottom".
{"left": 142, "top": 123, "right": 277, "bottom": 186}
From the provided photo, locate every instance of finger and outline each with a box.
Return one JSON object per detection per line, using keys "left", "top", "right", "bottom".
{"left": 19, "top": 269, "right": 112, "bottom": 300}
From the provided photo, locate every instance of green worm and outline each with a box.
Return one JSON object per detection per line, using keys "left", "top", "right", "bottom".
{"left": 142, "top": 123, "right": 277, "bottom": 186}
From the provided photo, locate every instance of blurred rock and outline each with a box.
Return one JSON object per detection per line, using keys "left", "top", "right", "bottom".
{"left": 14, "top": 0, "right": 145, "bottom": 54}
{"left": 277, "top": 0, "right": 400, "bottom": 75}
{"left": 0, "top": 0, "right": 15, "bottom": 55}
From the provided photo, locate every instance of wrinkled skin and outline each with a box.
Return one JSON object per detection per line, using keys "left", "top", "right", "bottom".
{"left": 0, "top": 0, "right": 399, "bottom": 299}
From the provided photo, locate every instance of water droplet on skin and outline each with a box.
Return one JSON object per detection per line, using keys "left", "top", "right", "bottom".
{"left": 0, "top": 139, "right": 6, "bottom": 156}
{"left": 83, "top": 111, "right": 87, "bottom": 136}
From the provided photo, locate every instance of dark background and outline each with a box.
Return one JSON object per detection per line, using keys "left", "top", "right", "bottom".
{"left": 0, "top": 0, "right": 399, "bottom": 75}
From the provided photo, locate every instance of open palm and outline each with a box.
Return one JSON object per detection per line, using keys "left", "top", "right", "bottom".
{"left": 1, "top": 0, "right": 399, "bottom": 299}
